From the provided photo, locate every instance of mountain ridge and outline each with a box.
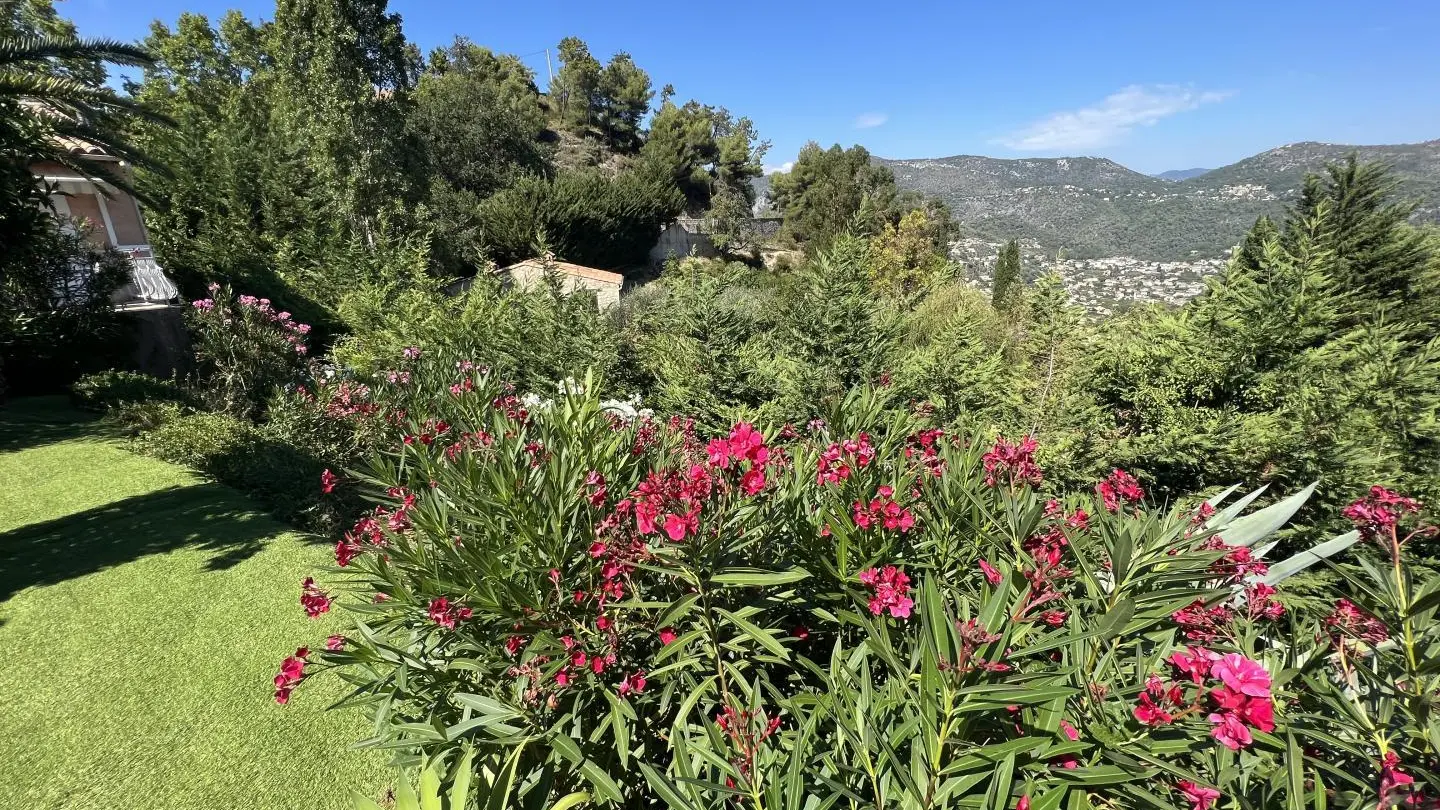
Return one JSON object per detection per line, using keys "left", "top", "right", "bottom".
{"left": 1156, "top": 168, "right": 1209, "bottom": 181}
{"left": 876, "top": 138, "right": 1440, "bottom": 260}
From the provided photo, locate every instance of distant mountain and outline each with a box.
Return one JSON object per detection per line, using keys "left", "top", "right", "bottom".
{"left": 1156, "top": 168, "right": 1210, "bottom": 181}
{"left": 879, "top": 140, "right": 1440, "bottom": 260}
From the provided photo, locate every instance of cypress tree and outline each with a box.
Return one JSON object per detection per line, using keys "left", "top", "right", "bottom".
{"left": 992, "top": 239, "right": 1022, "bottom": 311}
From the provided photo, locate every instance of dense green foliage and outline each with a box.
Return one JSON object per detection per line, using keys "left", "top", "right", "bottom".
{"left": 1089, "top": 158, "right": 1440, "bottom": 537}
{"left": 7, "top": 1, "right": 1440, "bottom": 806}
{"left": 769, "top": 143, "right": 897, "bottom": 250}
{"left": 472, "top": 166, "right": 684, "bottom": 271}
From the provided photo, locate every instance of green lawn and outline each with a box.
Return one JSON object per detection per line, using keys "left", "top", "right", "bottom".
{"left": 0, "top": 397, "right": 388, "bottom": 809}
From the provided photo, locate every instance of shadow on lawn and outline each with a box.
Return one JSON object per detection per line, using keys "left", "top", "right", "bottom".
{"left": 0, "top": 396, "right": 111, "bottom": 454}
{"left": 0, "top": 483, "right": 286, "bottom": 602}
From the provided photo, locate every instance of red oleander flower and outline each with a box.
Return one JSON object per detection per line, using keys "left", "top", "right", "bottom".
{"left": 320, "top": 468, "right": 338, "bottom": 494}
{"left": 981, "top": 435, "right": 1042, "bottom": 488}
{"left": 428, "top": 597, "right": 468, "bottom": 630}
{"left": 858, "top": 565, "right": 914, "bottom": 619}
{"left": 617, "top": 670, "right": 647, "bottom": 697}
{"left": 1133, "top": 694, "right": 1174, "bottom": 726}
{"left": 1324, "top": 598, "right": 1390, "bottom": 646}
{"left": 334, "top": 536, "right": 360, "bottom": 567}
{"left": 1380, "top": 751, "right": 1416, "bottom": 804}
{"left": 1176, "top": 781, "right": 1221, "bottom": 810}
{"left": 300, "top": 577, "right": 332, "bottom": 618}
{"left": 272, "top": 646, "right": 310, "bottom": 704}
{"left": 1343, "top": 486, "right": 1421, "bottom": 541}
{"left": 852, "top": 489, "right": 915, "bottom": 534}
{"left": 1096, "top": 468, "right": 1144, "bottom": 512}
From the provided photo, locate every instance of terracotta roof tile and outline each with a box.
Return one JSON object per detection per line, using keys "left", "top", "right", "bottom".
{"left": 499, "top": 259, "right": 624, "bottom": 285}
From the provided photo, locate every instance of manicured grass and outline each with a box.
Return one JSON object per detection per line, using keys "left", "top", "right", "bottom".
{"left": 0, "top": 397, "right": 388, "bottom": 809}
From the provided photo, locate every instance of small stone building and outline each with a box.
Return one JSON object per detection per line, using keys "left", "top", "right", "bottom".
{"left": 445, "top": 258, "right": 625, "bottom": 309}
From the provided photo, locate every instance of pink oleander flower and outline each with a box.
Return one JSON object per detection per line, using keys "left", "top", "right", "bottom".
{"left": 658, "top": 627, "right": 677, "bottom": 645}
{"left": 663, "top": 509, "right": 699, "bottom": 541}
{"left": 1168, "top": 646, "right": 1218, "bottom": 684}
{"left": 706, "top": 438, "right": 732, "bottom": 469}
{"left": 1210, "top": 653, "right": 1271, "bottom": 698}
{"left": 320, "top": 468, "right": 338, "bottom": 494}
{"left": 325, "top": 635, "right": 346, "bottom": 651}
{"left": 1176, "top": 780, "right": 1221, "bottom": 810}
{"left": 1059, "top": 719, "right": 1079, "bottom": 741}
{"left": 727, "top": 422, "right": 767, "bottom": 463}
{"left": 191, "top": 298, "right": 214, "bottom": 310}
{"left": 555, "top": 670, "right": 571, "bottom": 688}
{"left": 979, "top": 559, "right": 1003, "bottom": 585}
{"left": 1207, "top": 710, "right": 1253, "bottom": 751}
{"left": 740, "top": 465, "right": 767, "bottom": 496}
{"left": 1133, "top": 696, "right": 1173, "bottom": 727}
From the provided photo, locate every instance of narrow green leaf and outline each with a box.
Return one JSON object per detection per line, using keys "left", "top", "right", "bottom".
{"left": 718, "top": 608, "right": 790, "bottom": 659}
{"left": 710, "top": 567, "right": 811, "bottom": 587}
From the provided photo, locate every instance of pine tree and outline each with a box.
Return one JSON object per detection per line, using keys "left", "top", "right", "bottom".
{"left": 553, "top": 37, "right": 600, "bottom": 128}
{"left": 595, "top": 52, "right": 651, "bottom": 150}
{"left": 769, "top": 142, "right": 896, "bottom": 251}
{"left": 991, "top": 239, "right": 1022, "bottom": 311}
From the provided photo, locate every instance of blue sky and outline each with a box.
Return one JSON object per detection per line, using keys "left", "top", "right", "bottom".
{"left": 62, "top": 0, "right": 1440, "bottom": 174}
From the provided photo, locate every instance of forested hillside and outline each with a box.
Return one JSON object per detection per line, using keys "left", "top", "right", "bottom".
{"left": 880, "top": 139, "right": 1440, "bottom": 259}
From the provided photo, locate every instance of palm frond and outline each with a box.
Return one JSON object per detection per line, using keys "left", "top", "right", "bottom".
{"left": 0, "top": 35, "right": 153, "bottom": 70}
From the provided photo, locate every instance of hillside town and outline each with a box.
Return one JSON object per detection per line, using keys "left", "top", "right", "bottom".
{"left": 951, "top": 236, "right": 1228, "bottom": 313}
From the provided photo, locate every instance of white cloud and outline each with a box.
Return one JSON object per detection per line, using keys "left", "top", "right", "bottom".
{"left": 999, "top": 85, "right": 1231, "bottom": 151}
{"left": 853, "top": 112, "right": 889, "bottom": 129}
{"left": 764, "top": 161, "right": 794, "bottom": 175}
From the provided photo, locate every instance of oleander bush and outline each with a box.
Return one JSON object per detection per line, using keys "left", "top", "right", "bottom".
{"left": 281, "top": 351, "right": 1440, "bottom": 809}
{"left": 187, "top": 284, "right": 313, "bottom": 419}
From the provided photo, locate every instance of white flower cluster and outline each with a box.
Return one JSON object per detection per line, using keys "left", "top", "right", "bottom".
{"left": 521, "top": 378, "right": 653, "bottom": 422}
